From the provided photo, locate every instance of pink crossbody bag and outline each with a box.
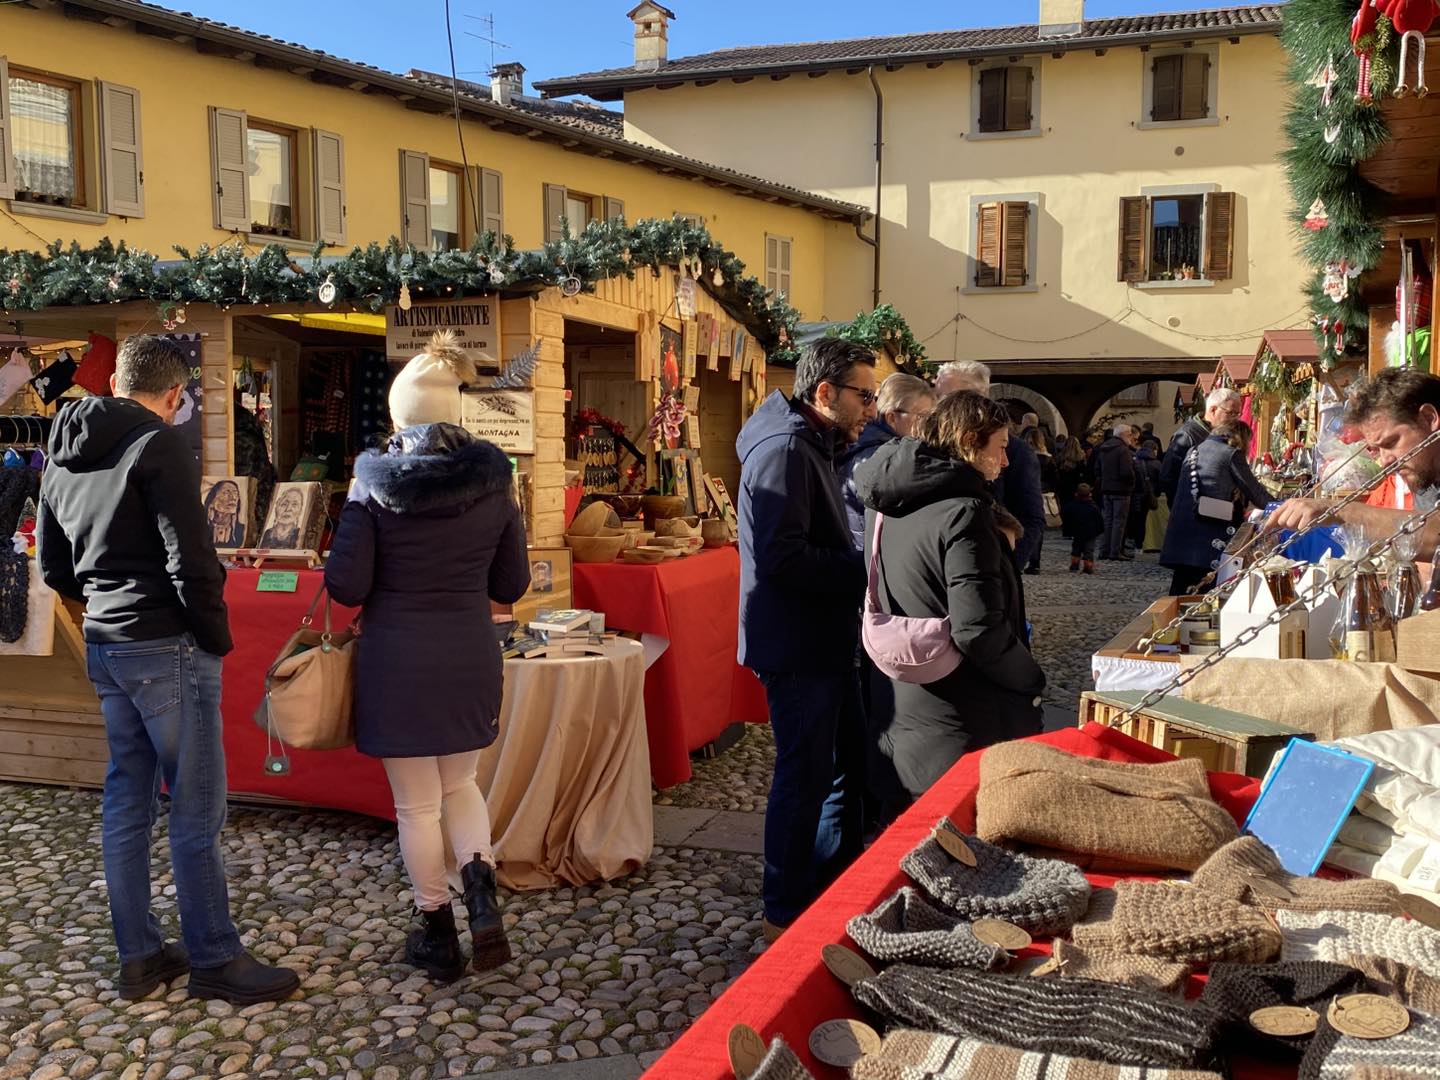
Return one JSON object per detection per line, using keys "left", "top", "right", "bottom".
{"left": 862, "top": 512, "right": 964, "bottom": 684}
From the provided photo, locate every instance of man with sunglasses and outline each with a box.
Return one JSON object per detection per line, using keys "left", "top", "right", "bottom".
{"left": 737, "top": 338, "right": 877, "bottom": 942}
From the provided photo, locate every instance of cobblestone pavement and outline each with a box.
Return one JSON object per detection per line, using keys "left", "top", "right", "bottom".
{"left": 0, "top": 529, "right": 1166, "bottom": 1080}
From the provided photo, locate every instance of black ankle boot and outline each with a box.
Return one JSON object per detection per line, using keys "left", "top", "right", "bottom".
{"left": 405, "top": 905, "right": 465, "bottom": 983}
{"left": 188, "top": 950, "right": 300, "bottom": 1005}
{"left": 461, "top": 856, "right": 512, "bottom": 972}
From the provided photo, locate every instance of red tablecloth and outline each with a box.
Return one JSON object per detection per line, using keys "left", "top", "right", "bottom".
{"left": 219, "top": 569, "right": 391, "bottom": 816}
{"left": 645, "top": 723, "right": 1276, "bottom": 1080}
{"left": 572, "top": 546, "right": 768, "bottom": 788}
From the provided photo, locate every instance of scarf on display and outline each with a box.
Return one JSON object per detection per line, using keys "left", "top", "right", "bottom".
{"left": 850, "top": 1029, "right": 1222, "bottom": 1080}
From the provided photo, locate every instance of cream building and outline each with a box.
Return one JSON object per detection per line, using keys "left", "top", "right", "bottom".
{"left": 539, "top": 1, "right": 1301, "bottom": 436}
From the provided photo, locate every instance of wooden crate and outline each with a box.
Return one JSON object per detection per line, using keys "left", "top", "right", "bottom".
{"left": 1079, "top": 689, "right": 1314, "bottom": 777}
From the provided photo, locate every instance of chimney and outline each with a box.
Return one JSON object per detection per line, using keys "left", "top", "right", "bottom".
{"left": 628, "top": 2, "right": 676, "bottom": 72}
{"left": 491, "top": 62, "right": 525, "bottom": 106}
{"left": 1038, "top": 0, "right": 1084, "bottom": 38}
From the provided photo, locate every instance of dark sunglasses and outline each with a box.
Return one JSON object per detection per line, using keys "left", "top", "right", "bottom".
{"left": 835, "top": 383, "right": 878, "bottom": 406}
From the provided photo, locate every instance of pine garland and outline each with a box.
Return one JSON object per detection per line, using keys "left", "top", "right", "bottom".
{"left": 827, "top": 302, "right": 928, "bottom": 373}
{"left": 1279, "top": 0, "right": 1400, "bottom": 367}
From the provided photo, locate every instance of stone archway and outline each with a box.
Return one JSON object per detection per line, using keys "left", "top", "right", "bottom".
{"left": 991, "top": 382, "right": 1065, "bottom": 437}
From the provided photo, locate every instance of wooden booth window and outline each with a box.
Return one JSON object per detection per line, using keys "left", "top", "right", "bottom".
{"left": 977, "top": 66, "right": 1033, "bottom": 134}
{"left": 1150, "top": 53, "right": 1210, "bottom": 123}
{"left": 1117, "top": 191, "right": 1235, "bottom": 283}
{"left": 247, "top": 120, "right": 299, "bottom": 237}
{"left": 7, "top": 67, "right": 84, "bottom": 206}
{"left": 974, "top": 201, "right": 1030, "bottom": 288}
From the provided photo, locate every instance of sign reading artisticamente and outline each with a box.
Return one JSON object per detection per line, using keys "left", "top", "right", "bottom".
{"left": 385, "top": 298, "right": 501, "bottom": 372}
{"left": 461, "top": 389, "right": 535, "bottom": 454}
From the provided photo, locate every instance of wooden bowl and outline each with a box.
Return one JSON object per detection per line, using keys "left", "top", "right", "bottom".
{"left": 642, "top": 494, "right": 687, "bottom": 529}
{"left": 655, "top": 516, "right": 702, "bottom": 539}
{"left": 597, "top": 494, "right": 644, "bottom": 520}
{"left": 569, "top": 501, "right": 623, "bottom": 538}
{"left": 701, "top": 519, "right": 731, "bottom": 548}
{"left": 621, "top": 547, "right": 666, "bottom": 564}
{"left": 565, "top": 533, "right": 627, "bottom": 563}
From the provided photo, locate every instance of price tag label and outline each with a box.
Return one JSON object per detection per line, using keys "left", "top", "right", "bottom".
{"left": 1249, "top": 1005, "right": 1319, "bottom": 1037}
{"left": 809, "top": 1019, "right": 880, "bottom": 1068}
{"left": 933, "top": 827, "right": 978, "bottom": 867}
{"left": 1400, "top": 891, "right": 1440, "bottom": 931}
{"left": 821, "top": 944, "right": 876, "bottom": 988}
{"left": 256, "top": 571, "right": 300, "bottom": 593}
{"left": 972, "top": 919, "right": 1033, "bottom": 952}
{"left": 727, "top": 1024, "right": 767, "bottom": 1080}
{"left": 1328, "top": 994, "right": 1410, "bottom": 1040}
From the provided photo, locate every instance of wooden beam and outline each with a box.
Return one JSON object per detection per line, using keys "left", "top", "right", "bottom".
{"left": 194, "top": 39, "right": 256, "bottom": 61}
{"left": 1095, "top": 48, "right": 1108, "bottom": 56}
{"left": 926, "top": 61, "right": 944, "bottom": 69}
{"left": 732, "top": 76, "right": 754, "bottom": 84}
{"left": 695, "top": 79, "right": 717, "bottom": 87}
{"left": 885, "top": 63, "right": 905, "bottom": 72}
{"left": 809, "top": 69, "right": 831, "bottom": 77}
{"left": 770, "top": 73, "right": 790, "bottom": 81}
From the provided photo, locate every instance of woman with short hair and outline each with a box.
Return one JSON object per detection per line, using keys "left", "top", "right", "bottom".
{"left": 855, "top": 391, "right": 1045, "bottom": 811}
{"left": 838, "top": 372, "right": 938, "bottom": 550}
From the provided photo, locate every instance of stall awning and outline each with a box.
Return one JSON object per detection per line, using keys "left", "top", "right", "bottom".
{"left": 1256, "top": 329, "right": 1320, "bottom": 365}
{"left": 1174, "top": 385, "right": 1199, "bottom": 406}
{"left": 1196, "top": 372, "right": 1217, "bottom": 393}
{"left": 266, "top": 312, "right": 387, "bottom": 336}
{"left": 1217, "top": 354, "right": 1256, "bottom": 384}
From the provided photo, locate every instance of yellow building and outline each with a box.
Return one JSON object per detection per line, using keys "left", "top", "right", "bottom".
{"left": 538, "top": 0, "right": 1304, "bottom": 436}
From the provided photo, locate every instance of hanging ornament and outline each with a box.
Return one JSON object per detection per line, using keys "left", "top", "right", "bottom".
{"left": 561, "top": 275, "right": 583, "bottom": 297}
{"left": 106, "top": 274, "right": 121, "bottom": 293}
{"left": 399, "top": 282, "right": 413, "bottom": 311}
{"left": 1396, "top": 29, "right": 1430, "bottom": 97}
{"left": 620, "top": 246, "right": 632, "bottom": 265}
{"left": 1352, "top": 2, "right": 1380, "bottom": 102}
{"left": 489, "top": 263, "right": 506, "bottom": 285}
{"left": 1324, "top": 120, "right": 1344, "bottom": 144}
{"left": 1323, "top": 261, "right": 1350, "bottom": 303}
{"left": 712, "top": 267, "right": 724, "bottom": 287}
{"left": 174, "top": 306, "right": 187, "bottom": 326}
{"left": 317, "top": 274, "right": 337, "bottom": 306}
{"left": 1304, "top": 198, "right": 1330, "bottom": 231}
{"left": 7, "top": 278, "right": 19, "bottom": 297}
{"left": 691, "top": 256, "right": 703, "bottom": 279}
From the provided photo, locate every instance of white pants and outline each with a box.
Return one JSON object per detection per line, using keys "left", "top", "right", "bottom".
{"left": 382, "top": 751, "right": 494, "bottom": 910}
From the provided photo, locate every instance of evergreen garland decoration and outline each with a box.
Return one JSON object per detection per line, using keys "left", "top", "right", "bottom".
{"left": 827, "top": 302, "right": 929, "bottom": 373}
{"left": 1279, "top": 0, "right": 1400, "bottom": 367}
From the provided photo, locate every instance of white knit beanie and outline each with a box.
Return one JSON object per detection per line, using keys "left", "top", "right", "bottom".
{"left": 388, "top": 330, "right": 476, "bottom": 430}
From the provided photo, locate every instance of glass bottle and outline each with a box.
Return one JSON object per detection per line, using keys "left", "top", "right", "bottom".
{"left": 1265, "top": 567, "right": 1298, "bottom": 607}
{"left": 1421, "top": 560, "right": 1440, "bottom": 612}
{"left": 1343, "top": 565, "right": 1397, "bottom": 663}
{"left": 1391, "top": 560, "right": 1421, "bottom": 621}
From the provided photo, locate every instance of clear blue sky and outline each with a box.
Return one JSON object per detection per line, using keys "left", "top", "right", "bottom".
{"left": 172, "top": 0, "right": 1235, "bottom": 93}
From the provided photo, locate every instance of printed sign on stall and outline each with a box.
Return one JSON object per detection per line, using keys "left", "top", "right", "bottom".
{"left": 461, "top": 389, "right": 535, "bottom": 454}
{"left": 385, "top": 298, "right": 500, "bottom": 373}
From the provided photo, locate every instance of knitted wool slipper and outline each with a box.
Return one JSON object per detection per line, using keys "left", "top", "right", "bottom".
{"left": 1072, "top": 882, "right": 1281, "bottom": 966}
{"left": 850, "top": 1029, "right": 1223, "bottom": 1080}
{"left": 1036, "top": 939, "right": 1190, "bottom": 995}
{"left": 1191, "top": 836, "right": 1402, "bottom": 916}
{"left": 850, "top": 964, "right": 1225, "bottom": 1070}
{"left": 1298, "top": 1005, "right": 1440, "bottom": 1080}
{"left": 1197, "top": 961, "right": 1369, "bottom": 1058}
{"left": 900, "top": 819, "right": 1091, "bottom": 935}
{"left": 1339, "top": 953, "right": 1440, "bottom": 1016}
{"left": 1277, "top": 909, "right": 1440, "bottom": 978}
{"left": 747, "top": 1036, "right": 815, "bottom": 1080}
{"left": 977, "top": 742, "right": 1238, "bottom": 873}
{"left": 846, "top": 887, "right": 1007, "bottom": 970}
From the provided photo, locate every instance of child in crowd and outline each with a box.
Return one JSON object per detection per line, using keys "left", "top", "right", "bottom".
{"left": 1061, "top": 482, "right": 1105, "bottom": 575}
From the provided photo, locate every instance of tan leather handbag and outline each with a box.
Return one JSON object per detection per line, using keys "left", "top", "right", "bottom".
{"left": 253, "top": 585, "right": 358, "bottom": 754}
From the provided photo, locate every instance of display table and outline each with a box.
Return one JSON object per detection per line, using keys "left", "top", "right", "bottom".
{"left": 222, "top": 569, "right": 652, "bottom": 889}
{"left": 645, "top": 724, "right": 1268, "bottom": 1080}
{"left": 572, "top": 546, "right": 768, "bottom": 788}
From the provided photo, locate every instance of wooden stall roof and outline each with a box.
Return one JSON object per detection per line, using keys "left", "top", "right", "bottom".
{"left": 1175, "top": 384, "right": 1199, "bottom": 405}
{"left": 1196, "top": 372, "right": 1217, "bottom": 393}
{"left": 1217, "top": 354, "right": 1256, "bottom": 383}
{"left": 1257, "top": 329, "right": 1320, "bottom": 364}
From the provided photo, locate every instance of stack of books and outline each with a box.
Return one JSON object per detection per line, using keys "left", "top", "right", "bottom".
{"left": 502, "top": 609, "right": 614, "bottom": 658}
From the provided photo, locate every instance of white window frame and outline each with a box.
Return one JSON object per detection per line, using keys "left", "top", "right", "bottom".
{"left": 1138, "top": 43, "right": 1220, "bottom": 130}
{"left": 968, "top": 59, "right": 1042, "bottom": 142}
{"left": 963, "top": 191, "right": 1041, "bottom": 295}
{"left": 1133, "top": 181, "right": 1219, "bottom": 289}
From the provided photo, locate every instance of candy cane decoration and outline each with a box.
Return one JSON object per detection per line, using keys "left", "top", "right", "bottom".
{"left": 1396, "top": 30, "right": 1428, "bottom": 97}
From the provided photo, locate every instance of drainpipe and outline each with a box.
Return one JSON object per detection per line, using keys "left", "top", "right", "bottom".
{"left": 853, "top": 65, "right": 883, "bottom": 310}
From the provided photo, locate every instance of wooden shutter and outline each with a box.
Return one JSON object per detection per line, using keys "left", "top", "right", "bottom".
{"left": 601, "top": 195, "right": 625, "bottom": 223}
{"left": 1004, "top": 68, "right": 1033, "bottom": 131}
{"left": 480, "top": 167, "right": 503, "bottom": 237}
{"left": 1001, "top": 201, "right": 1030, "bottom": 287}
{"left": 313, "top": 129, "right": 345, "bottom": 244}
{"left": 400, "top": 149, "right": 430, "bottom": 249}
{"left": 1181, "top": 53, "right": 1210, "bottom": 120}
{"left": 1203, "top": 190, "right": 1236, "bottom": 280}
{"left": 0, "top": 57, "right": 14, "bottom": 200}
{"left": 977, "top": 67, "right": 1005, "bottom": 132}
{"left": 975, "top": 202, "right": 1002, "bottom": 287}
{"left": 209, "top": 107, "right": 249, "bottom": 231}
{"left": 99, "top": 81, "right": 144, "bottom": 217}
{"left": 543, "top": 183, "right": 567, "bottom": 243}
{"left": 1117, "top": 196, "right": 1149, "bottom": 282}
{"left": 1150, "top": 55, "right": 1182, "bottom": 122}
{"left": 765, "top": 234, "right": 779, "bottom": 293}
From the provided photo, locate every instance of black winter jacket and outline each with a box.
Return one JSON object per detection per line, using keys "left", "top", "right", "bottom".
{"left": 325, "top": 424, "right": 529, "bottom": 758}
{"left": 1160, "top": 417, "right": 1210, "bottom": 503}
{"left": 38, "top": 397, "right": 232, "bottom": 655}
{"left": 1093, "top": 436, "right": 1137, "bottom": 496}
{"left": 856, "top": 438, "right": 1044, "bottom": 799}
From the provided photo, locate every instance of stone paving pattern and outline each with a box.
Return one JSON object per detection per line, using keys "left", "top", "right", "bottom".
{"left": 0, "top": 534, "right": 1169, "bottom": 1080}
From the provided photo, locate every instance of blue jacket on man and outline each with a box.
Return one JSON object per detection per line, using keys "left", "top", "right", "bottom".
{"left": 992, "top": 433, "right": 1046, "bottom": 570}
{"left": 837, "top": 416, "right": 897, "bottom": 550}
{"left": 737, "top": 390, "right": 866, "bottom": 674}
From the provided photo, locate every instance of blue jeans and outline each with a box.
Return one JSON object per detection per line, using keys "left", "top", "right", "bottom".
{"left": 87, "top": 635, "right": 242, "bottom": 968}
{"left": 755, "top": 668, "right": 865, "bottom": 926}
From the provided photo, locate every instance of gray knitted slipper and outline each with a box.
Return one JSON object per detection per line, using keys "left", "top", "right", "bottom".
{"left": 901, "top": 818, "right": 1092, "bottom": 935}
{"left": 749, "top": 1036, "right": 816, "bottom": 1080}
{"left": 847, "top": 887, "right": 1008, "bottom": 970}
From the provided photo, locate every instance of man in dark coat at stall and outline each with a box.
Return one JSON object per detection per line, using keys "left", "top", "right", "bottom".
{"left": 1160, "top": 387, "right": 1243, "bottom": 504}
{"left": 1093, "top": 424, "right": 1139, "bottom": 560}
{"left": 736, "top": 338, "right": 875, "bottom": 942}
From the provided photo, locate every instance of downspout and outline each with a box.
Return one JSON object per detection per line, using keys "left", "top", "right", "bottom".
{"left": 854, "top": 65, "right": 883, "bottom": 310}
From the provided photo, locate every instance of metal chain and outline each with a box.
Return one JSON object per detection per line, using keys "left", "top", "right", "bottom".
{"left": 1112, "top": 505, "right": 1440, "bottom": 726}
{"left": 1138, "top": 429, "right": 1440, "bottom": 656}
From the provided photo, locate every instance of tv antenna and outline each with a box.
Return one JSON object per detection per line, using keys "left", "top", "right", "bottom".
{"left": 464, "top": 13, "right": 510, "bottom": 75}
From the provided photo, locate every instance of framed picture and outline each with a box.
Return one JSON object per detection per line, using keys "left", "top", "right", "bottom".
{"left": 659, "top": 324, "right": 683, "bottom": 394}
{"left": 258, "top": 481, "right": 322, "bottom": 551}
{"left": 531, "top": 559, "right": 554, "bottom": 593}
{"left": 200, "top": 476, "right": 256, "bottom": 549}
{"left": 691, "top": 454, "right": 710, "bottom": 514}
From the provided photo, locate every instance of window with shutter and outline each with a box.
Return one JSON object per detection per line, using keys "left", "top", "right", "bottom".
{"left": 247, "top": 121, "right": 297, "bottom": 237}
{"left": 99, "top": 81, "right": 144, "bottom": 217}
{"left": 543, "top": 183, "right": 567, "bottom": 243}
{"left": 975, "top": 203, "right": 1002, "bottom": 287}
{"left": 480, "top": 168, "right": 503, "bottom": 237}
{"left": 977, "top": 66, "right": 1033, "bottom": 134}
{"left": 765, "top": 234, "right": 792, "bottom": 297}
{"left": 11, "top": 69, "right": 84, "bottom": 206}
{"left": 1203, "top": 191, "right": 1236, "bottom": 280}
{"left": 1150, "top": 55, "right": 1182, "bottom": 122}
{"left": 1149, "top": 51, "right": 1213, "bottom": 124}
{"left": 1181, "top": 53, "right": 1210, "bottom": 120}
{"left": 0, "top": 58, "right": 17, "bottom": 200}
{"left": 1001, "top": 202, "right": 1030, "bottom": 287}
{"left": 399, "top": 149, "right": 430, "bottom": 249}
{"left": 977, "top": 68, "right": 1006, "bottom": 133}
{"left": 1005, "top": 68, "right": 1033, "bottom": 131}
{"left": 1117, "top": 196, "right": 1149, "bottom": 283}
{"left": 429, "top": 162, "right": 463, "bottom": 250}
{"left": 209, "top": 107, "right": 249, "bottom": 232}
{"left": 313, "top": 129, "right": 345, "bottom": 244}
{"left": 602, "top": 196, "right": 625, "bottom": 223}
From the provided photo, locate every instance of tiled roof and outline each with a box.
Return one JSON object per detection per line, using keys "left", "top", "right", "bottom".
{"left": 536, "top": 5, "right": 1283, "bottom": 99}
{"left": 406, "top": 71, "right": 625, "bottom": 139}
{"left": 47, "top": 0, "right": 869, "bottom": 221}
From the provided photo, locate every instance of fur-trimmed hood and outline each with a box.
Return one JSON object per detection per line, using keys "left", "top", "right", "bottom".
{"left": 354, "top": 423, "right": 513, "bottom": 515}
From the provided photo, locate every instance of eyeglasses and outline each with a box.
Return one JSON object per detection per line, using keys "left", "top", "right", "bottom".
{"left": 835, "top": 383, "right": 878, "bottom": 407}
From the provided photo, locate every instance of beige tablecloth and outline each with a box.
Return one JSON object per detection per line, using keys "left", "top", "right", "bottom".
{"left": 477, "top": 640, "right": 652, "bottom": 890}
